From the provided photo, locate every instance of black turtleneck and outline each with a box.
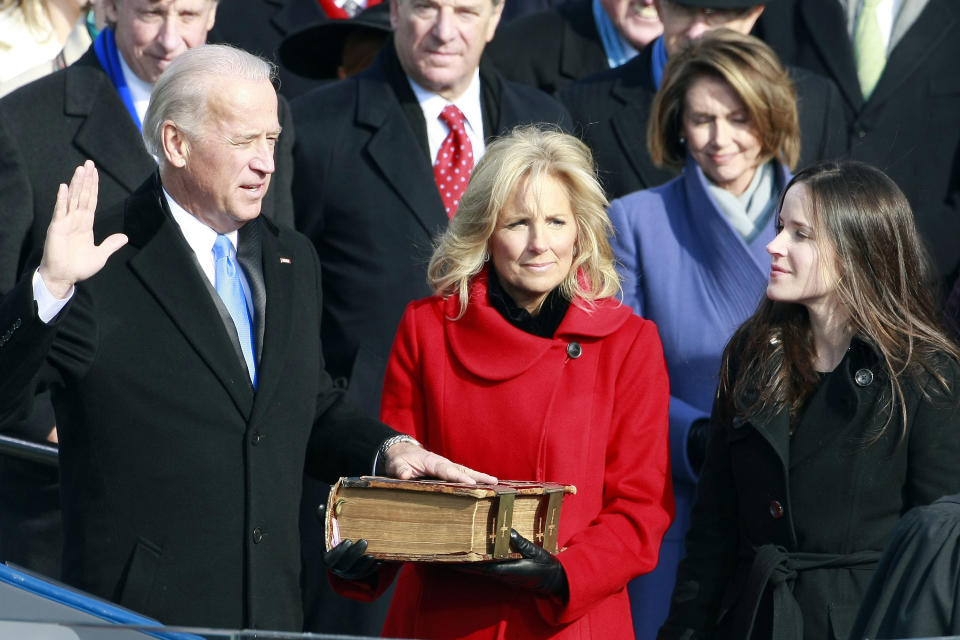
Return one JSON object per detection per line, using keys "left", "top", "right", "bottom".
{"left": 487, "top": 269, "right": 570, "bottom": 339}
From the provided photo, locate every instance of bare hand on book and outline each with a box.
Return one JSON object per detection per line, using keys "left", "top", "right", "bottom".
{"left": 461, "top": 529, "right": 569, "bottom": 600}
{"left": 383, "top": 440, "right": 497, "bottom": 485}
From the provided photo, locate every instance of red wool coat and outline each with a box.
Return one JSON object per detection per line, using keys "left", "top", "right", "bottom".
{"left": 341, "top": 272, "right": 674, "bottom": 639}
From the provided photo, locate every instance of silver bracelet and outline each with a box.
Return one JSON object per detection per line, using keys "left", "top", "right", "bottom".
{"left": 378, "top": 434, "right": 421, "bottom": 462}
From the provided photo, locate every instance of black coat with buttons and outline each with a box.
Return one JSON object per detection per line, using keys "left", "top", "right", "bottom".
{"left": 659, "top": 338, "right": 960, "bottom": 640}
{"left": 0, "top": 176, "right": 395, "bottom": 631}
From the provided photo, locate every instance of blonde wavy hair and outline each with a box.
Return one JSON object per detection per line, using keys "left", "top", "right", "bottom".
{"left": 427, "top": 126, "right": 621, "bottom": 319}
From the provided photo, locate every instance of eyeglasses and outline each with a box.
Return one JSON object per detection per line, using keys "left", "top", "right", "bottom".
{"left": 659, "top": 0, "right": 754, "bottom": 26}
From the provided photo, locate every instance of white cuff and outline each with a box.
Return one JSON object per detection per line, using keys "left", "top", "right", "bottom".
{"left": 32, "top": 269, "right": 73, "bottom": 324}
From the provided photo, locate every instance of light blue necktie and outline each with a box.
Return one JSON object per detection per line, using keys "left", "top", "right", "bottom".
{"left": 213, "top": 235, "right": 257, "bottom": 388}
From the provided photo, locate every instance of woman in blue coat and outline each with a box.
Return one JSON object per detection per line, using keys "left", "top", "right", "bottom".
{"left": 606, "top": 31, "right": 801, "bottom": 640}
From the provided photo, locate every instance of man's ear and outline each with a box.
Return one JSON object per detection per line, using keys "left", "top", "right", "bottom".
{"left": 161, "top": 122, "right": 190, "bottom": 168}
{"left": 485, "top": 0, "right": 505, "bottom": 43}
{"left": 104, "top": 0, "right": 120, "bottom": 25}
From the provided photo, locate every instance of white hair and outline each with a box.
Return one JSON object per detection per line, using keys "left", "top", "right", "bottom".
{"left": 142, "top": 44, "right": 276, "bottom": 160}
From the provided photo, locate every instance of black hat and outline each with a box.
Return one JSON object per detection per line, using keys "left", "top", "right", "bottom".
{"left": 668, "top": 0, "right": 769, "bottom": 8}
{"left": 279, "top": 3, "right": 391, "bottom": 80}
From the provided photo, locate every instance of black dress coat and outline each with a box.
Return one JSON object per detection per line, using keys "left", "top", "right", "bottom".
{"left": 755, "top": 0, "right": 960, "bottom": 278}
{"left": 291, "top": 43, "right": 571, "bottom": 413}
{"left": 0, "top": 46, "right": 295, "bottom": 294}
{"left": 207, "top": 0, "right": 327, "bottom": 99}
{"left": 486, "top": 0, "right": 609, "bottom": 96}
{"left": 0, "top": 176, "right": 395, "bottom": 631}
{"left": 559, "top": 42, "right": 848, "bottom": 200}
{"left": 849, "top": 493, "right": 960, "bottom": 639}
{"left": 659, "top": 339, "right": 960, "bottom": 640}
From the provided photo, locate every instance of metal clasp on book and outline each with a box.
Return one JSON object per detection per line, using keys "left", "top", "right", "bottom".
{"left": 492, "top": 490, "right": 517, "bottom": 559}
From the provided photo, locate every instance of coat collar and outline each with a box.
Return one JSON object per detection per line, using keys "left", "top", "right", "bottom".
{"left": 678, "top": 156, "right": 787, "bottom": 323}
{"left": 121, "top": 174, "right": 294, "bottom": 422}
{"left": 744, "top": 337, "right": 885, "bottom": 470}
{"left": 607, "top": 45, "right": 677, "bottom": 190}
{"left": 788, "top": 337, "right": 884, "bottom": 468}
{"left": 557, "top": 0, "right": 608, "bottom": 83}
{"left": 66, "top": 47, "right": 156, "bottom": 194}
{"left": 445, "top": 268, "right": 632, "bottom": 381}
{"left": 797, "top": 0, "right": 863, "bottom": 110}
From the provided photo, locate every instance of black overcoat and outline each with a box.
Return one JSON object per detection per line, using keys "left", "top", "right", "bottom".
{"left": 0, "top": 176, "right": 394, "bottom": 631}
{"left": 485, "top": 0, "right": 608, "bottom": 96}
{"left": 659, "top": 339, "right": 960, "bottom": 640}
{"left": 850, "top": 493, "right": 960, "bottom": 639}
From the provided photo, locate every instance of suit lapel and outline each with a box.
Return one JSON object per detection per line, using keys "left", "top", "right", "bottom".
{"left": 609, "top": 52, "right": 676, "bottom": 189}
{"left": 790, "top": 340, "right": 883, "bottom": 469}
{"left": 356, "top": 69, "right": 447, "bottom": 236}
{"left": 864, "top": 0, "right": 954, "bottom": 111}
{"left": 66, "top": 50, "right": 155, "bottom": 194}
{"left": 558, "top": 0, "right": 606, "bottom": 84}
{"left": 247, "top": 222, "right": 294, "bottom": 425}
{"left": 799, "top": 0, "right": 863, "bottom": 110}
{"left": 749, "top": 409, "right": 791, "bottom": 476}
{"left": 125, "top": 178, "right": 255, "bottom": 419}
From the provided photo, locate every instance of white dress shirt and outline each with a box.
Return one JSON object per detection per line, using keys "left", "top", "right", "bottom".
{"left": 408, "top": 71, "right": 486, "bottom": 166}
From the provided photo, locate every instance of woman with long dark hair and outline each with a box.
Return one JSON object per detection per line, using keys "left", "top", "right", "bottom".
{"left": 659, "top": 161, "right": 960, "bottom": 640}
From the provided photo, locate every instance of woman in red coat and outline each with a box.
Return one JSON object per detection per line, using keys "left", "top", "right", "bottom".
{"left": 333, "top": 126, "right": 674, "bottom": 639}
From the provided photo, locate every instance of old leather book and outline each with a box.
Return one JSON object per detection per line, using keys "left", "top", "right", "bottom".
{"left": 325, "top": 476, "right": 577, "bottom": 562}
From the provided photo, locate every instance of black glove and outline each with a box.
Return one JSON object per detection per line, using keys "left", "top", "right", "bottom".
{"left": 465, "top": 529, "right": 568, "bottom": 599}
{"left": 318, "top": 504, "right": 381, "bottom": 580}
{"left": 323, "top": 538, "right": 381, "bottom": 580}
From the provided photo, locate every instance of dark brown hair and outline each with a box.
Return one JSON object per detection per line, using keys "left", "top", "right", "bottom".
{"left": 721, "top": 161, "right": 960, "bottom": 440}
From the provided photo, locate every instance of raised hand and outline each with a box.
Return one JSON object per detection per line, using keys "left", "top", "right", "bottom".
{"left": 38, "top": 161, "right": 128, "bottom": 299}
{"left": 383, "top": 440, "right": 498, "bottom": 485}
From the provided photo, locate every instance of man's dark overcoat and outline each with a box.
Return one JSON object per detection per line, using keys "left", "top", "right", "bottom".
{"left": 486, "top": 0, "right": 608, "bottom": 96}
{"left": 0, "top": 175, "right": 393, "bottom": 631}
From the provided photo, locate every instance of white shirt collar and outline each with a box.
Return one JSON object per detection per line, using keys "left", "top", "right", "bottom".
{"left": 117, "top": 50, "right": 154, "bottom": 125}
{"left": 407, "top": 70, "right": 486, "bottom": 164}
{"left": 164, "top": 187, "right": 238, "bottom": 286}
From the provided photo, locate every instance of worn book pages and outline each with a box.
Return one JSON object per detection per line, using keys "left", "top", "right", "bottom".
{"left": 325, "top": 477, "right": 577, "bottom": 562}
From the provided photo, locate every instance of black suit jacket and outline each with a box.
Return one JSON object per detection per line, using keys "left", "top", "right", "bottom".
{"left": 0, "top": 46, "right": 295, "bottom": 294}
{"left": 291, "top": 45, "right": 571, "bottom": 413}
{"left": 207, "top": 0, "right": 327, "bottom": 99}
{"left": 0, "top": 176, "right": 394, "bottom": 630}
{"left": 486, "top": 0, "right": 608, "bottom": 96}
{"left": 559, "top": 41, "right": 848, "bottom": 200}
{"left": 756, "top": 0, "right": 960, "bottom": 277}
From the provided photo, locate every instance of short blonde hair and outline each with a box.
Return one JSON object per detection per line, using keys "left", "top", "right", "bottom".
{"left": 428, "top": 126, "right": 620, "bottom": 318}
{"left": 648, "top": 29, "right": 800, "bottom": 171}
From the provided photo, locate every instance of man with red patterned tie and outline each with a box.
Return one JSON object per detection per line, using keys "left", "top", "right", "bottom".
{"left": 291, "top": 0, "right": 571, "bottom": 416}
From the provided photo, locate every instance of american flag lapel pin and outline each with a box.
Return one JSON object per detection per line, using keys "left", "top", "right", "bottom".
{"left": 280, "top": 257, "right": 292, "bottom": 265}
